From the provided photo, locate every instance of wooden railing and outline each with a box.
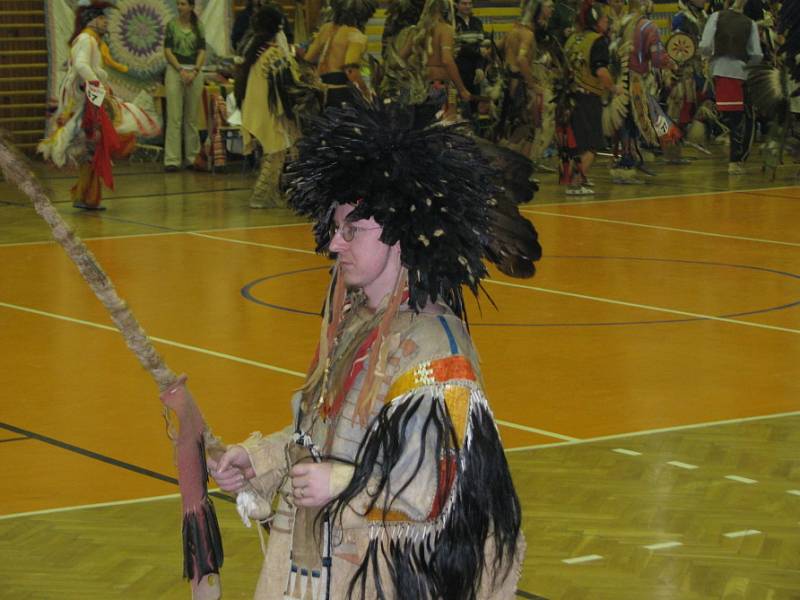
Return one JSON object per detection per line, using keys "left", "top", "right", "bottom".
{"left": 0, "top": 1, "right": 48, "bottom": 153}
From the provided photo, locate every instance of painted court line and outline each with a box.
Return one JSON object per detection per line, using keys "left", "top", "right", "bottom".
{"left": 667, "top": 461, "right": 699, "bottom": 470}
{"left": 193, "top": 222, "right": 309, "bottom": 234}
{"left": 563, "top": 555, "right": 603, "bottom": 565}
{"left": 505, "top": 410, "right": 800, "bottom": 453}
{"left": 723, "top": 529, "right": 761, "bottom": 539}
{"left": 0, "top": 489, "right": 224, "bottom": 521}
{"left": 725, "top": 475, "right": 758, "bottom": 484}
{"left": 0, "top": 493, "right": 183, "bottom": 521}
{"left": 495, "top": 419, "right": 577, "bottom": 441}
{"left": 529, "top": 184, "right": 800, "bottom": 209}
{"left": 0, "top": 301, "right": 307, "bottom": 379}
{"left": 522, "top": 209, "right": 800, "bottom": 248}
{"left": 0, "top": 222, "right": 310, "bottom": 249}
{"left": 0, "top": 301, "right": 560, "bottom": 441}
{"left": 612, "top": 448, "right": 642, "bottom": 456}
{"left": 0, "top": 230, "right": 185, "bottom": 248}
{"left": 189, "top": 231, "right": 318, "bottom": 255}
{"left": 9, "top": 222, "right": 800, "bottom": 338}
{"left": 485, "top": 278, "right": 800, "bottom": 336}
{"left": 644, "top": 541, "right": 683, "bottom": 551}
{"left": 787, "top": 490, "right": 800, "bottom": 497}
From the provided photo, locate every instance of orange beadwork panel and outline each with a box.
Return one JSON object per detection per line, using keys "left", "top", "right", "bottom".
{"left": 385, "top": 356, "right": 477, "bottom": 402}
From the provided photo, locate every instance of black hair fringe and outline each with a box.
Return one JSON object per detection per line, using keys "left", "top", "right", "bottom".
{"left": 328, "top": 392, "right": 520, "bottom": 600}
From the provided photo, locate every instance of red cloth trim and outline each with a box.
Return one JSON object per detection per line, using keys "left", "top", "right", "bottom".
{"left": 714, "top": 76, "right": 744, "bottom": 112}
{"left": 82, "top": 101, "right": 124, "bottom": 190}
{"left": 322, "top": 327, "right": 380, "bottom": 419}
{"left": 427, "top": 454, "right": 457, "bottom": 519}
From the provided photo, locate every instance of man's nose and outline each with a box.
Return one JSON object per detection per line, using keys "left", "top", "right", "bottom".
{"left": 329, "top": 231, "right": 346, "bottom": 253}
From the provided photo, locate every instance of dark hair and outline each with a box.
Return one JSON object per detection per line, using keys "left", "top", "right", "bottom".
{"left": 180, "top": 0, "right": 202, "bottom": 38}
{"left": 331, "top": 0, "right": 377, "bottom": 29}
{"left": 234, "top": 4, "right": 285, "bottom": 106}
{"left": 69, "top": 1, "right": 115, "bottom": 45}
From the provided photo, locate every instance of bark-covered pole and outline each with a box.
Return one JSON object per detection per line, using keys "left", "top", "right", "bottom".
{"left": 0, "top": 134, "right": 224, "bottom": 600}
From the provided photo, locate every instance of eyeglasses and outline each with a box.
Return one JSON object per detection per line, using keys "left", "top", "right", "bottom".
{"left": 329, "top": 222, "right": 381, "bottom": 243}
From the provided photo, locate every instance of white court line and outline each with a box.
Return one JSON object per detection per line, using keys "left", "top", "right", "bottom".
{"left": 193, "top": 222, "right": 309, "bottom": 234}
{"left": 562, "top": 554, "right": 603, "bottom": 565}
{"left": 0, "top": 230, "right": 186, "bottom": 248}
{"left": 3, "top": 227, "right": 797, "bottom": 453}
{"left": 0, "top": 222, "right": 310, "bottom": 249}
{"left": 723, "top": 529, "right": 761, "bottom": 539}
{"left": 787, "top": 490, "right": 800, "bottom": 496}
{"left": 612, "top": 448, "right": 642, "bottom": 456}
{"left": 0, "top": 300, "right": 564, "bottom": 442}
{"left": 495, "top": 419, "right": 577, "bottom": 441}
{"left": 667, "top": 461, "right": 699, "bottom": 470}
{"left": 521, "top": 209, "right": 800, "bottom": 248}
{"left": 484, "top": 278, "right": 800, "bottom": 336}
{"left": 0, "top": 301, "right": 306, "bottom": 378}
{"left": 643, "top": 541, "right": 683, "bottom": 551}
{"left": 0, "top": 493, "right": 183, "bottom": 521}
{"left": 0, "top": 488, "right": 224, "bottom": 521}
{"left": 528, "top": 184, "right": 800, "bottom": 209}
{"left": 188, "top": 231, "right": 318, "bottom": 255}
{"left": 725, "top": 475, "right": 758, "bottom": 484}
{"left": 505, "top": 410, "right": 800, "bottom": 453}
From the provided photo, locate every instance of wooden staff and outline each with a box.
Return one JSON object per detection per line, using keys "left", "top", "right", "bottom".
{"left": 0, "top": 134, "right": 224, "bottom": 600}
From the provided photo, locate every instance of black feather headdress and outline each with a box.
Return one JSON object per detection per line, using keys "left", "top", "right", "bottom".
{"left": 284, "top": 98, "right": 541, "bottom": 319}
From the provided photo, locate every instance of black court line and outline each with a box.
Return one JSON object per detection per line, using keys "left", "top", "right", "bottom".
{"left": 0, "top": 421, "right": 178, "bottom": 485}
{"left": 0, "top": 421, "right": 231, "bottom": 504}
{"left": 1, "top": 420, "right": 543, "bottom": 598}
{"left": 0, "top": 436, "right": 29, "bottom": 443}
{"left": 515, "top": 591, "right": 548, "bottom": 599}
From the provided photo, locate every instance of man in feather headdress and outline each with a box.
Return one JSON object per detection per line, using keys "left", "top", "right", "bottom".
{"left": 207, "top": 99, "right": 541, "bottom": 600}
{"left": 37, "top": 0, "right": 160, "bottom": 211}
{"left": 699, "top": 0, "right": 762, "bottom": 174}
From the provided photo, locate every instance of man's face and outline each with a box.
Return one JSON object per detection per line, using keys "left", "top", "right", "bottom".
{"left": 457, "top": 0, "right": 473, "bottom": 18}
{"left": 596, "top": 14, "right": 609, "bottom": 34}
{"left": 328, "top": 204, "right": 401, "bottom": 307}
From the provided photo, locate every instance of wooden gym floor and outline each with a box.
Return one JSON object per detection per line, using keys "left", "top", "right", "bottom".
{"left": 0, "top": 145, "right": 798, "bottom": 599}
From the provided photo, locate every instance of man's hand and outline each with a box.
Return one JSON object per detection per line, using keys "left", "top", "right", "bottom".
{"left": 290, "top": 462, "right": 333, "bottom": 507}
{"left": 208, "top": 445, "right": 255, "bottom": 493}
